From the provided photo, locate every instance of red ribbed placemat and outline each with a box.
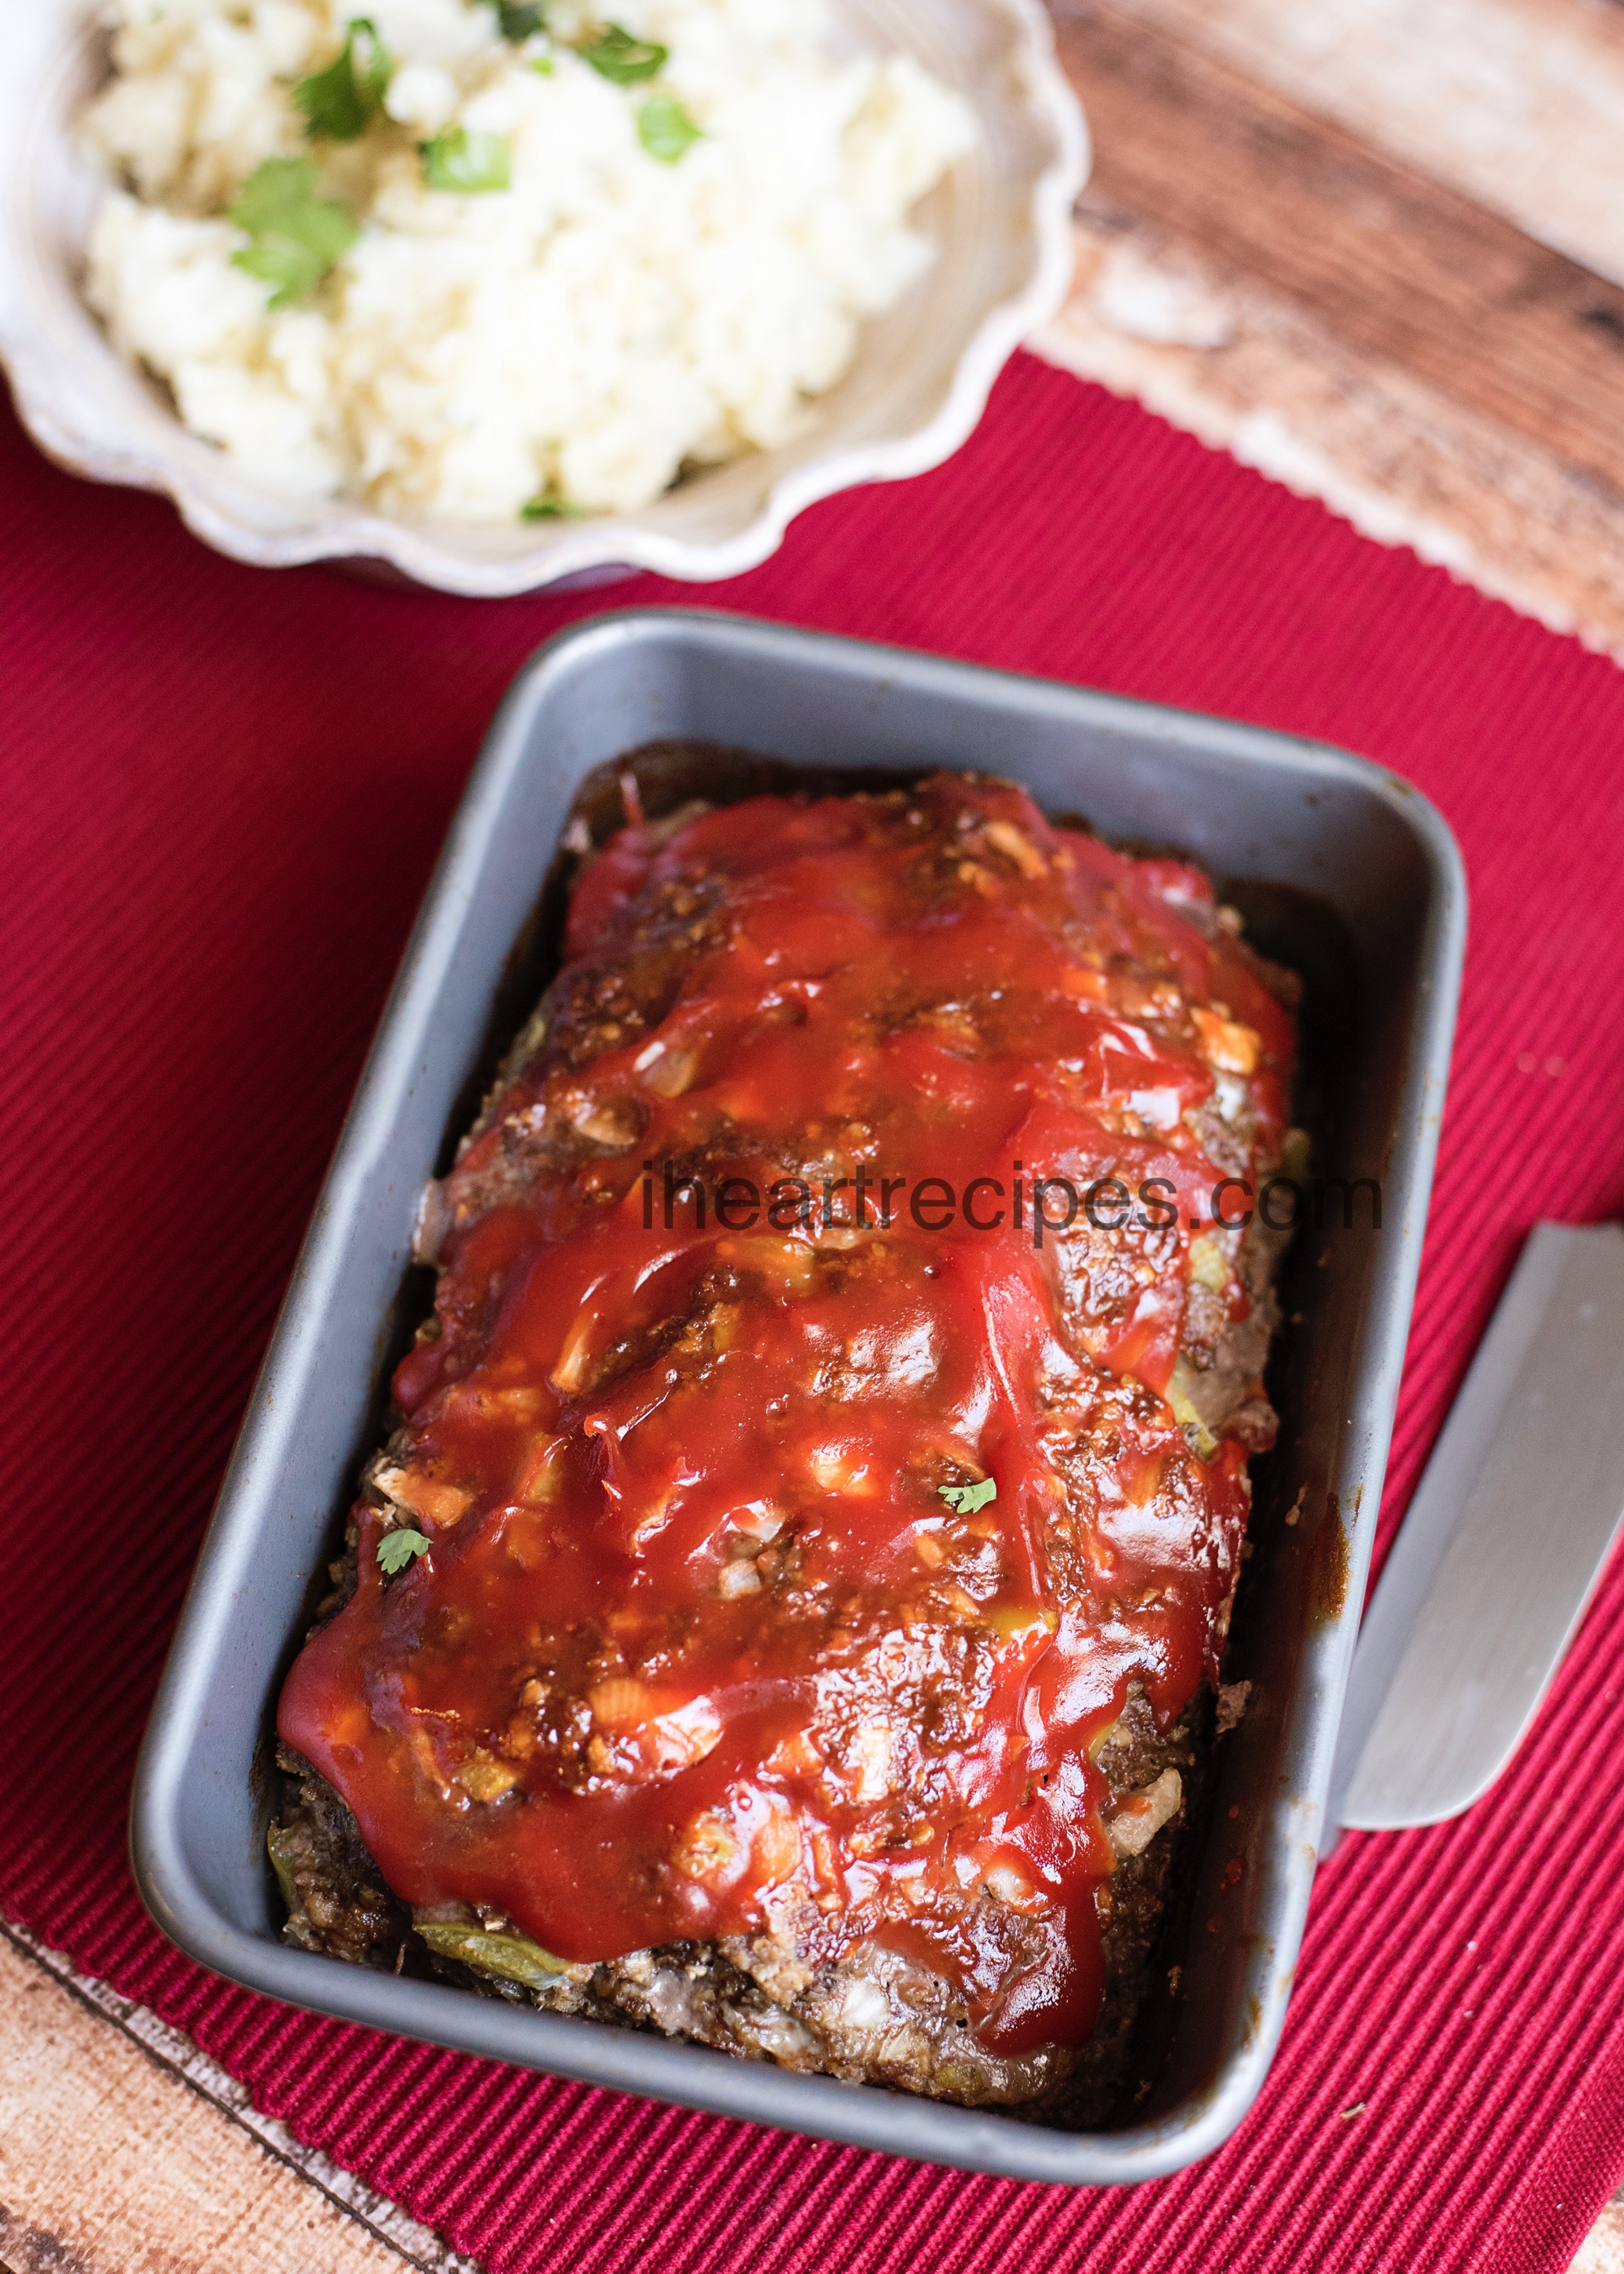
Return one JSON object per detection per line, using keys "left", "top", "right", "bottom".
{"left": 6, "top": 350, "right": 1624, "bottom": 2273}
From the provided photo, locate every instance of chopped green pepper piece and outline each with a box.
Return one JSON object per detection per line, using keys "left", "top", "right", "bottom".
{"left": 266, "top": 1824, "right": 300, "bottom": 1914}
{"left": 416, "top": 1920, "right": 568, "bottom": 1986}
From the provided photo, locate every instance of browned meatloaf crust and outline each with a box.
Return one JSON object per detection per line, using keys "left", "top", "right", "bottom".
{"left": 272, "top": 1683, "right": 1206, "bottom": 2115}
{"left": 270, "top": 764, "right": 1299, "bottom": 2121}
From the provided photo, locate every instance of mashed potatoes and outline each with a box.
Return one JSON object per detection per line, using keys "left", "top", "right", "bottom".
{"left": 78, "top": 0, "right": 977, "bottom": 521}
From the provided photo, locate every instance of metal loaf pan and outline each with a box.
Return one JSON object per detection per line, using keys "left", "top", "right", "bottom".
{"left": 131, "top": 610, "right": 1466, "bottom": 2185}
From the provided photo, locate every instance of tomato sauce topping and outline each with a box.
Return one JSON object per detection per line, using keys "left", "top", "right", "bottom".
{"left": 279, "top": 775, "right": 1294, "bottom": 2055}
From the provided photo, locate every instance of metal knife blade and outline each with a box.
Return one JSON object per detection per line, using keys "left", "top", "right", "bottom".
{"left": 1331, "top": 1220, "right": 1624, "bottom": 1833}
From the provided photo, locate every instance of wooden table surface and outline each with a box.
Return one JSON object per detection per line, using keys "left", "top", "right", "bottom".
{"left": 1031, "top": 0, "right": 1624, "bottom": 660}
{"left": 8, "top": 4, "right": 1624, "bottom": 2265}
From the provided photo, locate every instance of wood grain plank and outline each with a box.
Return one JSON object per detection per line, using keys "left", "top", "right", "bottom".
{"left": 0, "top": 1923, "right": 477, "bottom": 2274}
{"left": 1091, "top": 0, "right": 1624, "bottom": 290}
{"left": 1031, "top": 1, "right": 1624, "bottom": 653}
{"left": 1574, "top": 2199, "right": 1624, "bottom": 2274}
{"left": 1048, "top": 0, "right": 1624, "bottom": 496}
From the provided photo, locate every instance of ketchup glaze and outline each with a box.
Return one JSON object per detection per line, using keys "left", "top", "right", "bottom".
{"left": 279, "top": 774, "right": 1294, "bottom": 2059}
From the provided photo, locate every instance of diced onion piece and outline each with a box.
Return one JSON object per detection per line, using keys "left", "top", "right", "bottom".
{"left": 570, "top": 1093, "right": 641, "bottom": 1147}
{"left": 731, "top": 1501, "right": 784, "bottom": 1542}
{"left": 1187, "top": 1232, "right": 1231, "bottom": 1291}
{"left": 515, "top": 1436, "right": 567, "bottom": 1507}
{"left": 637, "top": 1040, "right": 698, "bottom": 1096}
{"left": 1193, "top": 1006, "right": 1260, "bottom": 1076}
{"left": 671, "top": 1810, "right": 744, "bottom": 1885}
{"left": 456, "top": 1760, "right": 520, "bottom": 1803}
{"left": 1107, "top": 1767, "right": 1183, "bottom": 1858}
{"left": 412, "top": 1177, "right": 451, "bottom": 1266}
{"left": 550, "top": 1309, "right": 596, "bottom": 1394}
{"left": 985, "top": 1602, "right": 1058, "bottom": 1641}
{"left": 715, "top": 1234, "right": 817, "bottom": 1295}
{"left": 1167, "top": 1365, "right": 1218, "bottom": 1458}
{"left": 375, "top": 1463, "right": 473, "bottom": 1527}
{"left": 831, "top": 1975, "right": 891, "bottom": 2033}
{"left": 807, "top": 1445, "right": 877, "bottom": 1494}
{"left": 983, "top": 818, "right": 1048, "bottom": 879}
{"left": 588, "top": 1678, "right": 655, "bottom": 1730}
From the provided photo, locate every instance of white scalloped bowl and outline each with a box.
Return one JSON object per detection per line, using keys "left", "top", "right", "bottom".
{"left": 0, "top": 0, "right": 1085, "bottom": 596}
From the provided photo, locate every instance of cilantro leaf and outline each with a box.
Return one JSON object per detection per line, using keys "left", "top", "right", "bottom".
{"left": 520, "top": 495, "right": 586, "bottom": 520}
{"left": 498, "top": 1, "right": 547, "bottom": 36}
{"left": 637, "top": 91, "right": 702, "bottom": 163}
{"left": 420, "top": 126, "right": 512, "bottom": 192}
{"left": 579, "top": 22, "right": 667, "bottom": 82}
{"left": 939, "top": 1477, "right": 997, "bottom": 1515}
{"left": 229, "top": 158, "right": 359, "bottom": 309}
{"left": 294, "top": 18, "right": 391, "bottom": 143}
{"left": 377, "top": 1527, "right": 431, "bottom": 1574}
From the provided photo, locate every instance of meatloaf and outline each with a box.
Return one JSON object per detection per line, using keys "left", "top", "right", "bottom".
{"left": 272, "top": 767, "right": 1299, "bottom": 2118}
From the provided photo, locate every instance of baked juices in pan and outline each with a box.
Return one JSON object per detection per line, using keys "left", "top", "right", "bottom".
{"left": 273, "top": 768, "right": 1299, "bottom": 2120}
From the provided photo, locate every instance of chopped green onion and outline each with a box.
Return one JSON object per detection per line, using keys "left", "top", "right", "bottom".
{"left": 520, "top": 495, "right": 586, "bottom": 521}
{"left": 420, "top": 126, "right": 512, "bottom": 193}
{"left": 498, "top": 1, "right": 547, "bottom": 37}
{"left": 637, "top": 91, "right": 702, "bottom": 163}
{"left": 293, "top": 17, "right": 391, "bottom": 143}
{"left": 578, "top": 22, "right": 667, "bottom": 82}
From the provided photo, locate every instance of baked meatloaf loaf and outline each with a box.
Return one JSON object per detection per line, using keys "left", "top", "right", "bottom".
{"left": 273, "top": 767, "right": 1298, "bottom": 2118}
